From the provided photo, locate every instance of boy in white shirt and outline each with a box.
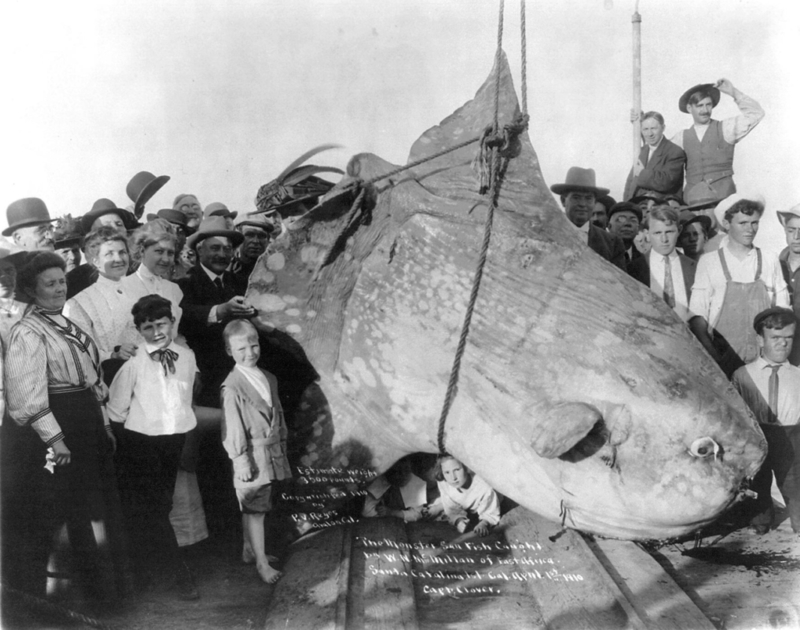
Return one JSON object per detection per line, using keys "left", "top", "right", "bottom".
{"left": 108, "top": 295, "right": 200, "bottom": 598}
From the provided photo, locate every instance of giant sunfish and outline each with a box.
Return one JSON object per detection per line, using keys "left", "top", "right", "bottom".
{"left": 246, "top": 53, "right": 766, "bottom": 541}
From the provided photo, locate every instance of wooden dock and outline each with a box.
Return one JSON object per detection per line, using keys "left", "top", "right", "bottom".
{"left": 264, "top": 505, "right": 798, "bottom": 630}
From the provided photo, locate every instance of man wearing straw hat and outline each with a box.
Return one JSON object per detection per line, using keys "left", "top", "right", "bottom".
{"left": 671, "top": 78, "right": 764, "bottom": 205}
{"left": 550, "top": 167, "right": 627, "bottom": 271}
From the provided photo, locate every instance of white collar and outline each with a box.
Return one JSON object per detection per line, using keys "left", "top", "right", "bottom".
{"left": 144, "top": 340, "right": 176, "bottom": 355}
{"left": 138, "top": 264, "right": 162, "bottom": 283}
{"left": 200, "top": 263, "right": 224, "bottom": 282}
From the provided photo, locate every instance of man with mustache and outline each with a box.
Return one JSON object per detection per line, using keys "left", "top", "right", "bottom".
{"left": 671, "top": 79, "right": 764, "bottom": 205}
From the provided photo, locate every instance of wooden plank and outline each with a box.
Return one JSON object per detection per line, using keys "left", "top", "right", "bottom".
{"left": 334, "top": 523, "right": 354, "bottom": 630}
{"left": 264, "top": 526, "right": 346, "bottom": 630}
{"left": 348, "top": 517, "right": 419, "bottom": 630}
{"left": 589, "top": 537, "right": 715, "bottom": 630}
{"left": 501, "top": 508, "right": 636, "bottom": 629}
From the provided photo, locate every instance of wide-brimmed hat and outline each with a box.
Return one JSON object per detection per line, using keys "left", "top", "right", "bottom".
{"left": 777, "top": 203, "right": 800, "bottom": 226}
{"left": 235, "top": 213, "right": 277, "bottom": 233}
{"left": 607, "top": 201, "right": 642, "bottom": 223}
{"left": 3, "top": 198, "right": 56, "bottom": 237}
{"left": 204, "top": 202, "right": 238, "bottom": 220}
{"left": 713, "top": 193, "right": 765, "bottom": 226}
{"left": 53, "top": 214, "right": 83, "bottom": 250}
{"left": 186, "top": 216, "right": 244, "bottom": 249}
{"left": 126, "top": 171, "right": 170, "bottom": 220}
{"left": 679, "top": 83, "right": 721, "bottom": 113}
{"left": 156, "top": 208, "right": 195, "bottom": 233}
{"left": 678, "top": 209, "right": 712, "bottom": 235}
{"left": 81, "top": 198, "right": 139, "bottom": 234}
{"left": 550, "top": 167, "right": 610, "bottom": 197}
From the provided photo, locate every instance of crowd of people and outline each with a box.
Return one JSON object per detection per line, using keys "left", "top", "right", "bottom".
{"left": 0, "top": 78, "right": 797, "bottom": 616}
{"left": 553, "top": 79, "right": 799, "bottom": 537}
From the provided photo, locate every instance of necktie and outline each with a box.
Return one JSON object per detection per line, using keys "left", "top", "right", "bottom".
{"left": 663, "top": 256, "right": 675, "bottom": 308}
{"left": 213, "top": 276, "right": 224, "bottom": 293}
{"left": 150, "top": 348, "right": 179, "bottom": 376}
{"left": 767, "top": 364, "right": 780, "bottom": 424}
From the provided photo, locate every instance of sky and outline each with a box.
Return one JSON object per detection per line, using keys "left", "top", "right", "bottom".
{"left": 1, "top": 0, "right": 798, "bottom": 254}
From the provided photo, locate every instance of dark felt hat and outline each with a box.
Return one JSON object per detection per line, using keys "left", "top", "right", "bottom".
{"left": 204, "top": 202, "right": 238, "bottom": 220}
{"left": 596, "top": 194, "right": 617, "bottom": 213}
{"left": 550, "top": 167, "right": 610, "bottom": 197}
{"left": 186, "top": 216, "right": 244, "bottom": 249}
{"left": 608, "top": 201, "right": 642, "bottom": 223}
{"left": 126, "top": 171, "right": 170, "bottom": 220}
{"left": 753, "top": 307, "right": 796, "bottom": 332}
{"left": 679, "top": 83, "right": 721, "bottom": 113}
{"left": 630, "top": 191, "right": 664, "bottom": 205}
{"left": 156, "top": 208, "right": 194, "bottom": 233}
{"left": 3, "top": 198, "right": 56, "bottom": 237}
{"left": 678, "top": 209, "right": 712, "bottom": 235}
{"left": 81, "top": 198, "right": 139, "bottom": 234}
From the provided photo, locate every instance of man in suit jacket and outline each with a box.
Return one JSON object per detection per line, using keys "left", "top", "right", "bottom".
{"left": 178, "top": 216, "right": 252, "bottom": 407}
{"left": 628, "top": 206, "right": 697, "bottom": 321}
{"left": 623, "top": 111, "right": 686, "bottom": 201}
{"left": 551, "top": 167, "right": 627, "bottom": 271}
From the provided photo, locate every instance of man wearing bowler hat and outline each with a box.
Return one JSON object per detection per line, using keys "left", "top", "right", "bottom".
{"left": 80, "top": 198, "right": 138, "bottom": 235}
{"left": 670, "top": 78, "right": 764, "bottom": 205}
{"left": 4, "top": 198, "right": 56, "bottom": 251}
{"left": 778, "top": 203, "right": 800, "bottom": 366}
{"left": 551, "top": 167, "right": 627, "bottom": 271}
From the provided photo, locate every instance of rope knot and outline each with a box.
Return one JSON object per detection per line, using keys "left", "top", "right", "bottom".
{"left": 471, "top": 113, "right": 529, "bottom": 195}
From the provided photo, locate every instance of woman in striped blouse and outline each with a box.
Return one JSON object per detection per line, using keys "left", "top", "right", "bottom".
{"left": 3, "top": 251, "right": 129, "bottom": 602}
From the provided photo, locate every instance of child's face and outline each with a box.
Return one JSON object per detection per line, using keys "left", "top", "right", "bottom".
{"left": 758, "top": 324, "right": 795, "bottom": 364}
{"left": 441, "top": 458, "right": 468, "bottom": 489}
{"left": 228, "top": 333, "right": 261, "bottom": 368}
{"left": 138, "top": 316, "right": 175, "bottom": 348}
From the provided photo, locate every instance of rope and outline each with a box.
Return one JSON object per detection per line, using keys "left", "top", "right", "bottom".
{"left": 1, "top": 583, "right": 118, "bottom": 630}
{"left": 520, "top": 0, "right": 528, "bottom": 116}
{"left": 436, "top": 0, "right": 506, "bottom": 456}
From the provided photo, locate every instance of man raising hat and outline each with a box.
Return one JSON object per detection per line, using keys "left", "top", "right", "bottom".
{"left": 550, "top": 167, "right": 626, "bottom": 271}
{"left": 3, "top": 198, "right": 56, "bottom": 251}
{"left": 670, "top": 78, "right": 764, "bottom": 205}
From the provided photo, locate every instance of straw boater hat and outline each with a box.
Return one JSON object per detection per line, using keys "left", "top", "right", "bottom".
{"left": 81, "top": 198, "right": 138, "bottom": 234}
{"left": 777, "top": 203, "right": 800, "bottom": 226}
{"left": 203, "top": 202, "right": 238, "bottom": 221}
{"left": 549, "top": 167, "right": 610, "bottom": 197}
{"left": 186, "top": 216, "right": 244, "bottom": 250}
{"left": 713, "top": 193, "right": 765, "bottom": 227}
{"left": 3, "top": 198, "right": 56, "bottom": 237}
{"left": 678, "top": 83, "right": 721, "bottom": 113}
{"left": 126, "top": 171, "right": 170, "bottom": 219}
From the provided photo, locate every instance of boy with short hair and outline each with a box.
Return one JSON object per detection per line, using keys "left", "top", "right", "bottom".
{"left": 732, "top": 307, "right": 800, "bottom": 534}
{"left": 221, "top": 319, "right": 291, "bottom": 584}
{"left": 108, "top": 295, "right": 200, "bottom": 599}
{"left": 689, "top": 194, "right": 789, "bottom": 377}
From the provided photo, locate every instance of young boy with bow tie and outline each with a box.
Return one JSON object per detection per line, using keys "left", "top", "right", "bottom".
{"left": 108, "top": 294, "right": 201, "bottom": 599}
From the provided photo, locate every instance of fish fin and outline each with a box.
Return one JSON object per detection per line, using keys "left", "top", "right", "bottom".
{"left": 530, "top": 402, "right": 603, "bottom": 459}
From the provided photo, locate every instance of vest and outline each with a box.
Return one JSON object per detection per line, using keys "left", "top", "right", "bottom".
{"left": 683, "top": 120, "right": 735, "bottom": 189}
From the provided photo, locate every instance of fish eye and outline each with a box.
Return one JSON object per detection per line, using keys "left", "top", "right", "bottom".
{"left": 689, "top": 437, "right": 720, "bottom": 459}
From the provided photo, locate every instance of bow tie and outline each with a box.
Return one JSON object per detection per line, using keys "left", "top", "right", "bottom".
{"left": 150, "top": 348, "right": 179, "bottom": 376}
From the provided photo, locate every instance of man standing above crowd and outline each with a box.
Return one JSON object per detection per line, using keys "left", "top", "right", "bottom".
{"left": 3, "top": 198, "right": 55, "bottom": 251}
{"left": 629, "top": 205, "right": 696, "bottom": 321}
{"left": 624, "top": 111, "right": 686, "bottom": 202}
{"left": 778, "top": 204, "right": 800, "bottom": 366}
{"left": 550, "top": 167, "right": 626, "bottom": 271}
{"left": 689, "top": 194, "right": 789, "bottom": 377}
{"left": 671, "top": 78, "right": 764, "bottom": 204}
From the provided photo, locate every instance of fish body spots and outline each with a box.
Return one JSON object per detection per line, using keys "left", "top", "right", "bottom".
{"left": 267, "top": 253, "right": 286, "bottom": 270}
{"left": 256, "top": 294, "right": 287, "bottom": 312}
{"left": 300, "top": 246, "right": 321, "bottom": 264}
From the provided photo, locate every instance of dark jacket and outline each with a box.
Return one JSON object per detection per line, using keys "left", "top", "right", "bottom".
{"left": 588, "top": 224, "right": 627, "bottom": 271}
{"left": 623, "top": 138, "right": 686, "bottom": 201}
{"left": 628, "top": 252, "right": 697, "bottom": 299}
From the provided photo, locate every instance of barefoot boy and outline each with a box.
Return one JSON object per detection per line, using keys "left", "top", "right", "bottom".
{"left": 221, "top": 320, "right": 291, "bottom": 584}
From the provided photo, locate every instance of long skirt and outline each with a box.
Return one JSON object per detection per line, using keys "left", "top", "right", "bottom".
{"left": 1, "top": 388, "right": 129, "bottom": 601}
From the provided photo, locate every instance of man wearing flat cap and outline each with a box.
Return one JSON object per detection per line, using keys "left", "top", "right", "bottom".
{"left": 551, "top": 167, "right": 626, "bottom": 271}
{"left": 671, "top": 79, "right": 764, "bottom": 205}
{"left": 231, "top": 214, "right": 275, "bottom": 294}
{"left": 778, "top": 204, "right": 800, "bottom": 366}
{"left": 731, "top": 307, "right": 800, "bottom": 534}
{"left": 4, "top": 198, "right": 56, "bottom": 251}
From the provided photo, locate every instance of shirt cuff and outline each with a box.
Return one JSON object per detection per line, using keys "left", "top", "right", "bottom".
{"left": 29, "top": 411, "right": 65, "bottom": 447}
{"left": 207, "top": 305, "right": 219, "bottom": 324}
